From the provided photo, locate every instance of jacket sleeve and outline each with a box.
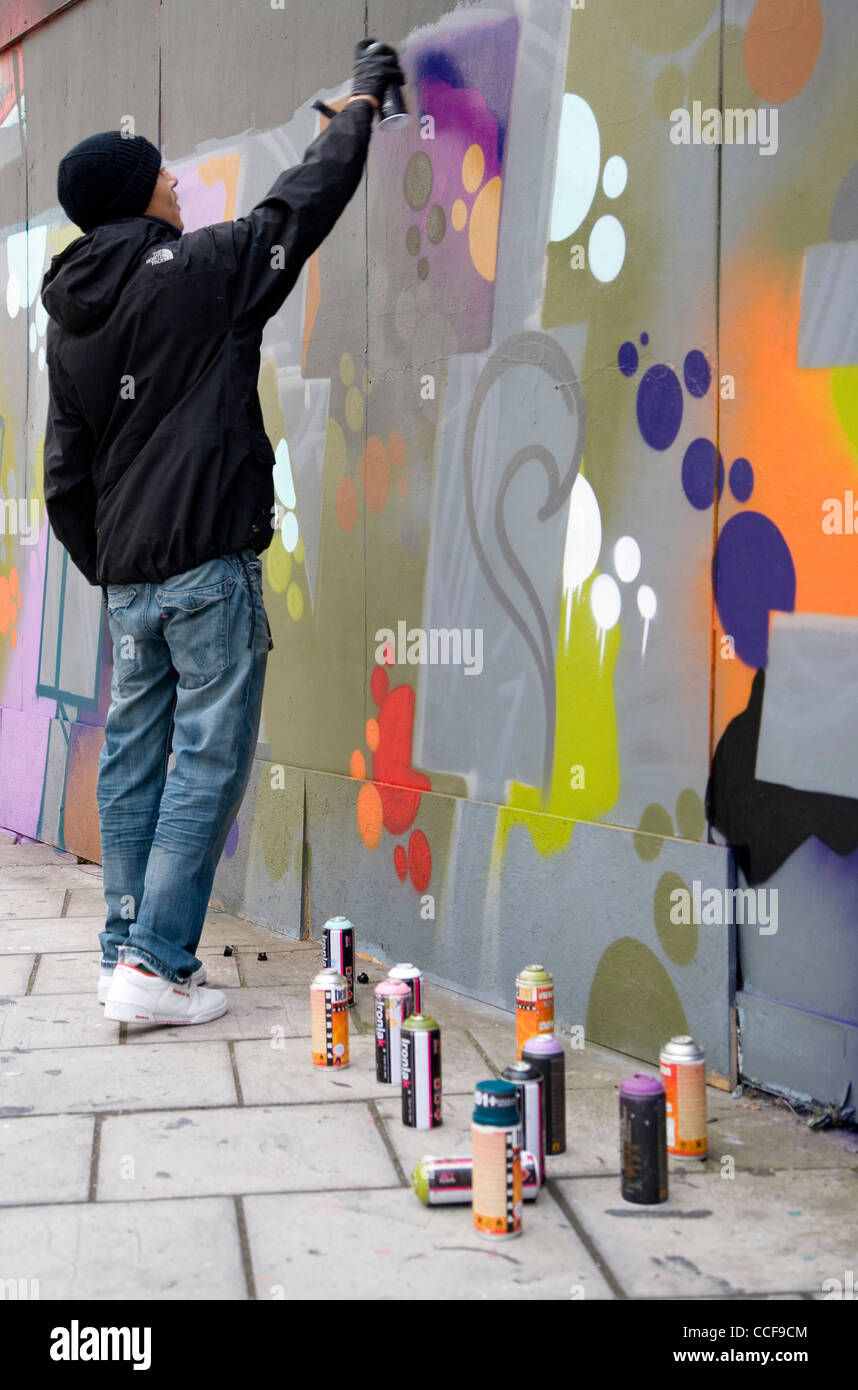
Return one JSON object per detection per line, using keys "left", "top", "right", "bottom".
{"left": 228, "top": 98, "right": 375, "bottom": 330}
{"left": 43, "top": 353, "right": 99, "bottom": 586}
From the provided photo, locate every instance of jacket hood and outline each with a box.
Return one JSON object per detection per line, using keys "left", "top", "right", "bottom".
{"left": 41, "top": 217, "right": 181, "bottom": 334}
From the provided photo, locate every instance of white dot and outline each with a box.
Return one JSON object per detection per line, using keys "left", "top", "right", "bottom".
{"left": 602, "top": 155, "right": 628, "bottom": 199}
{"left": 38, "top": 346, "right": 45, "bottom": 372}
{"left": 6, "top": 273, "right": 20, "bottom": 318}
{"left": 29, "top": 323, "right": 37, "bottom": 352}
{"left": 588, "top": 215, "right": 626, "bottom": 283}
{"left": 614, "top": 535, "right": 641, "bottom": 583}
{"left": 281, "top": 511, "right": 299, "bottom": 553}
{"left": 549, "top": 94, "right": 601, "bottom": 242}
{"left": 35, "top": 298, "right": 48, "bottom": 336}
{"left": 273, "top": 438, "right": 296, "bottom": 509}
{"left": 591, "top": 573, "right": 621, "bottom": 630}
{"left": 637, "top": 584, "right": 657, "bottom": 620}
{"left": 563, "top": 475, "right": 602, "bottom": 594}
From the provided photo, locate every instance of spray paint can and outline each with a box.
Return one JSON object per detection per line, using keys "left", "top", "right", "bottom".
{"left": 401, "top": 1014, "right": 442, "bottom": 1129}
{"left": 310, "top": 967, "right": 349, "bottom": 1069}
{"left": 471, "top": 1080, "right": 523, "bottom": 1239}
{"left": 374, "top": 976, "right": 411, "bottom": 1084}
{"left": 515, "top": 963, "right": 554, "bottom": 1058}
{"left": 620, "top": 1074, "right": 668, "bottom": 1205}
{"left": 389, "top": 962, "right": 424, "bottom": 1016}
{"left": 501, "top": 1060, "right": 545, "bottom": 1185}
{"left": 323, "top": 916, "right": 356, "bottom": 1007}
{"left": 521, "top": 1034, "right": 566, "bottom": 1155}
{"left": 660, "top": 1035, "right": 707, "bottom": 1158}
{"left": 411, "top": 1151, "right": 540, "bottom": 1205}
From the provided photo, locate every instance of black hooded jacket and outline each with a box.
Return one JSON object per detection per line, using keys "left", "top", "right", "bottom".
{"left": 40, "top": 99, "right": 374, "bottom": 590}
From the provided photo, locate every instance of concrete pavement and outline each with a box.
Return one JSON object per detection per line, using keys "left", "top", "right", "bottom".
{"left": 0, "top": 834, "right": 856, "bottom": 1301}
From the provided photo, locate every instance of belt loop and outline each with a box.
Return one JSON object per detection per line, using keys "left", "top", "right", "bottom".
{"left": 237, "top": 552, "right": 256, "bottom": 650}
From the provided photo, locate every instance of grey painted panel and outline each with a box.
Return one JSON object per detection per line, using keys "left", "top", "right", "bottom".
{"left": 160, "top": 0, "right": 365, "bottom": 154}
{"left": 738, "top": 989, "right": 858, "bottom": 1108}
{"left": 798, "top": 242, "right": 858, "bottom": 368}
{"left": 737, "top": 839, "right": 858, "bottom": 1027}
{"left": 211, "top": 760, "right": 304, "bottom": 939}
{"left": 756, "top": 612, "right": 858, "bottom": 798}
{"left": 304, "top": 767, "right": 735, "bottom": 1080}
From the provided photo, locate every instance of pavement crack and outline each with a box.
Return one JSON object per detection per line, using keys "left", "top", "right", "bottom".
{"left": 367, "top": 1099, "right": 407, "bottom": 1186}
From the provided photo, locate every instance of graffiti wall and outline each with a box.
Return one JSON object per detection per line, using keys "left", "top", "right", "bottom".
{"left": 0, "top": 0, "right": 855, "bottom": 1102}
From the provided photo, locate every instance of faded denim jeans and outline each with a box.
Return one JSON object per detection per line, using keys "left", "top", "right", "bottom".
{"left": 97, "top": 549, "right": 273, "bottom": 983}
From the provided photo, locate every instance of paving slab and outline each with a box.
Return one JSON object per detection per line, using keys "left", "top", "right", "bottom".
{"left": 0, "top": 955, "right": 34, "bottom": 995}
{"left": 233, "top": 1028, "right": 489, "bottom": 1107}
{"left": 705, "top": 1089, "right": 858, "bottom": 1173}
{"left": 124, "top": 986, "right": 309, "bottom": 1045}
{"left": 63, "top": 889, "right": 111, "bottom": 917}
{"left": 0, "top": 889, "right": 69, "bottom": 918}
{"left": 0, "top": 842, "right": 80, "bottom": 867}
{"left": 30, "top": 948, "right": 241, "bottom": 995}
{"left": 0, "top": 865, "right": 97, "bottom": 890}
{"left": 0, "top": 1113, "right": 94, "bottom": 1205}
{"left": 243, "top": 1185, "right": 615, "bottom": 1300}
{"left": 0, "top": 1198, "right": 247, "bottom": 1299}
{"left": 0, "top": 1041, "right": 237, "bottom": 1115}
{"left": 0, "top": 916, "right": 108, "bottom": 954}
{"left": 557, "top": 1168, "right": 858, "bottom": 1298}
{"left": 96, "top": 1103, "right": 399, "bottom": 1200}
{"left": 0, "top": 992, "right": 121, "bottom": 1049}
{"left": 198, "top": 912, "right": 287, "bottom": 950}
{"left": 233, "top": 941, "right": 322, "bottom": 989}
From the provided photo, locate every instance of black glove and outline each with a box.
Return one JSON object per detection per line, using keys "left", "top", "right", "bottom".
{"left": 352, "top": 39, "right": 405, "bottom": 104}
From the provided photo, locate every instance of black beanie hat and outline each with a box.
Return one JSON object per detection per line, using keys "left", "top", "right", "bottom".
{"left": 57, "top": 131, "right": 163, "bottom": 233}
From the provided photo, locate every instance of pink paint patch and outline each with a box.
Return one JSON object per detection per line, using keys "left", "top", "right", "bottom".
{"left": 175, "top": 171, "right": 229, "bottom": 233}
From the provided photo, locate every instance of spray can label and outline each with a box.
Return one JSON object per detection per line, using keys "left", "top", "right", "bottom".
{"left": 311, "top": 984, "right": 349, "bottom": 1068}
{"left": 472, "top": 1125, "right": 523, "bottom": 1236}
{"left": 515, "top": 983, "right": 554, "bottom": 1058}
{"left": 660, "top": 1056, "right": 707, "bottom": 1156}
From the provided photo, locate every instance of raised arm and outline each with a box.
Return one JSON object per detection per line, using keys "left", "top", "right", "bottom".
{"left": 227, "top": 40, "right": 403, "bottom": 330}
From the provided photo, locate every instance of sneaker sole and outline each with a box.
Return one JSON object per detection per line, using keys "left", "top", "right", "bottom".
{"left": 104, "top": 998, "right": 228, "bottom": 1025}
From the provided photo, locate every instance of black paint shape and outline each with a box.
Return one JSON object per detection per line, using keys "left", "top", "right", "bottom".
{"left": 706, "top": 670, "right": 858, "bottom": 885}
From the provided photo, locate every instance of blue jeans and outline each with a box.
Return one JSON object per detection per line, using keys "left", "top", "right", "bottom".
{"left": 97, "top": 549, "right": 273, "bottom": 983}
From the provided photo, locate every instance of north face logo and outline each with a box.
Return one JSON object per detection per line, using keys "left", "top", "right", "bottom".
{"left": 145, "top": 248, "right": 174, "bottom": 266}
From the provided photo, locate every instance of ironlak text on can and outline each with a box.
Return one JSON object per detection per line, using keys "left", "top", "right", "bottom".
{"left": 501, "top": 1060, "right": 545, "bottom": 1185}
{"left": 471, "top": 1080, "right": 523, "bottom": 1239}
{"left": 401, "top": 1014, "right": 442, "bottom": 1129}
{"left": 660, "top": 1035, "right": 708, "bottom": 1158}
{"left": 310, "top": 968, "right": 349, "bottom": 1069}
{"left": 323, "top": 916, "right": 356, "bottom": 1007}
{"left": 411, "top": 1152, "right": 540, "bottom": 1205}
{"left": 521, "top": 1034, "right": 567, "bottom": 1155}
{"left": 515, "top": 963, "right": 554, "bottom": 1058}
{"left": 374, "top": 976, "right": 411, "bottom": 1084}
{"left": 620, "top": 1074, "right": 668, "bottom": 1205}
{"left": 389, "top": 962, "right": 424, "bottom": 1016}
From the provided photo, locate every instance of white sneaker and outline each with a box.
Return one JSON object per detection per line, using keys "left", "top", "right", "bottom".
{"left": 103, "top": 961, "right": 228, "bottom": 1025}
{"left": 98, "top": 962, "right": 207, "bottom": 1004}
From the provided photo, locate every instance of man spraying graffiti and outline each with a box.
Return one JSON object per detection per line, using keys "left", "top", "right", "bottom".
{"left": 40, "top": 40, "right": 403, "bottom": 1025}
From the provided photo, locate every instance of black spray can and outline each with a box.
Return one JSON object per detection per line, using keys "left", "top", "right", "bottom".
{"left": 620, "top": 1073, "right": 668, "bottom": 1205}
{"left": 501, "top": 1060, "right": 545, "bottom": 1185}
{"left": 521, "top": 1034, "right": 566, "bottom": 1155}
